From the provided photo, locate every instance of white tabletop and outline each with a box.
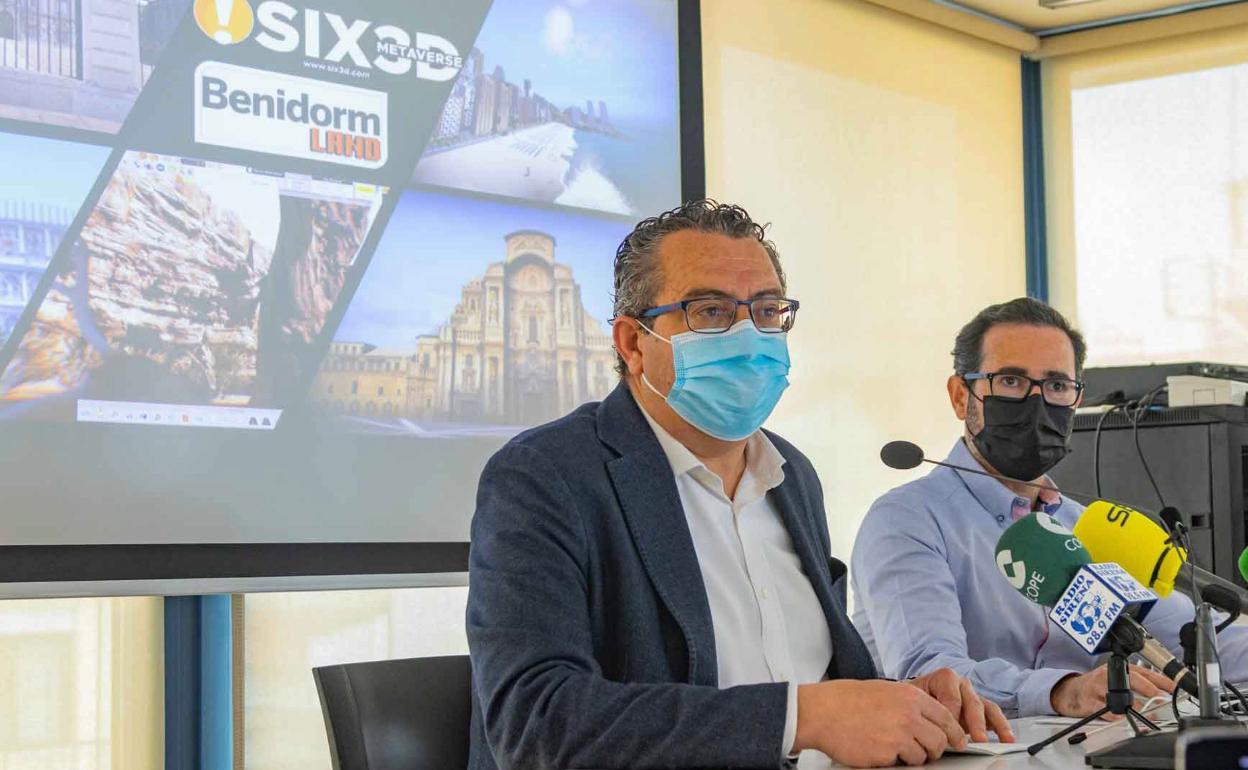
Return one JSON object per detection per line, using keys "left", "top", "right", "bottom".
{"left": 907, "top": 715, "right": 1134, "bottom": 769}
{"left": 785, "top": 714, "right": 1163, "bottom": 769}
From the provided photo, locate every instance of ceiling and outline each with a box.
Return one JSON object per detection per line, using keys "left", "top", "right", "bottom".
{"left": 953, "top": 0, "right": 1238, "bottom": 33}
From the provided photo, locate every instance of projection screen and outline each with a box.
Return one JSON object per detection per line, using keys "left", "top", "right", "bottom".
{"left": 0, "top": 0, "right": 701, "bottom": 590}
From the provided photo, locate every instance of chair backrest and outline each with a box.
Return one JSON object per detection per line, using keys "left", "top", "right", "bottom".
{"left": 313, "top": 654, "right": 472, "bottom": 770}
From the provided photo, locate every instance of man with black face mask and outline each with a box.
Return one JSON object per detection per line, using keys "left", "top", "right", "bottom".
{"left": 851, "top": 298, "right": 1248, "bottom": 719}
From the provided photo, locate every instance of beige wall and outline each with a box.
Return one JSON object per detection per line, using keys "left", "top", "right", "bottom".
{"left": 701, "top": 0, "right": 1028, "bottom": 563}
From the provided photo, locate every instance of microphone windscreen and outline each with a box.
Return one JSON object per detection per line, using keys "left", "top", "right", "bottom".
{"left": 1073, "top": 501, "right": 1184, "bottom": 597}
{"left": 994, "top": 512, "right": 1091, "bottom": 607}
{"left": 1158, "top": 506, "right": 1183, "bottom": 535}
{"left": 1238, "top": 546, "right": 1248, "bottom": 585}
{"left": 880, "top": 440, "right": 925, "bottom": 470}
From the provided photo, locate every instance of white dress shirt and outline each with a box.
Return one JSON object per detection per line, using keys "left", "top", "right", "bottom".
{"left": 639, "top": 407, "right": 833, "bottom": 767}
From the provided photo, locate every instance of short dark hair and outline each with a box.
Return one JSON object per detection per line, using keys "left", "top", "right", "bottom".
{"left": 952, "top": 297, "right": 1087, "bottom": 377}
{"left": 611, "top": 199, "right": 785, "bottom": 376}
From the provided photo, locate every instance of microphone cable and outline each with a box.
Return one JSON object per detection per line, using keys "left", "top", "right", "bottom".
{"left": 1093, "top": 402, "right": 1124, "bottom": 498}
{"left": 1129, "top": 384, "right": 1168, "bottom": 509}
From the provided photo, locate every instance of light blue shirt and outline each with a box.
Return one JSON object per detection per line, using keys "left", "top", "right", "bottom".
{"left": 851, "top": 438, "right": 1248, "bottom": 717}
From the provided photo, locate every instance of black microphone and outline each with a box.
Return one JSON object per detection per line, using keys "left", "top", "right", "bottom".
{"left": 880, "top": 440, "right": 925, "bottom": 471}
{"left": 879, "top": 440, "right": 1174, "bottom": 521}
{"left": 887, "top": 440, "right": 1248, "bottom": 616}
{"left": 881, "top": 440, "right": 1082, "bottom": 501}
{"left": 1159, "top": 506, "right": 1183, "bottom": 533}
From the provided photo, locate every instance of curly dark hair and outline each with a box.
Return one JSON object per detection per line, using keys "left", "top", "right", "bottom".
{"left": 611, "top": 199, "right": 785, "bottom": 376}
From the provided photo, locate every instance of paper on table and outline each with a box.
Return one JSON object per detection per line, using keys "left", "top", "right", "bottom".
{"left": 946, "top": 741, "right": 1030, "bottom": 756}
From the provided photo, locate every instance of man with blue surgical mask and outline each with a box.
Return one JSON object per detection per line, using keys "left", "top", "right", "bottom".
{"left": 466, "top": 200, "right": 1010, "bottom": 770}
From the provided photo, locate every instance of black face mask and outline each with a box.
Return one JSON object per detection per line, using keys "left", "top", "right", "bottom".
{"left": 971, "top": 394, "right": 1075, "bottom": 482}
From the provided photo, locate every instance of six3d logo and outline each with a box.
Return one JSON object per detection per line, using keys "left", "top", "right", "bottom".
{"left": 193, "top": 0, "right": 463, "bottom": 80}
{"left": 190, "top": 0, "right": 465, "bottom": 169}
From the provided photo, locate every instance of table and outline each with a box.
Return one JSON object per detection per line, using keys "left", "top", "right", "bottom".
{"left": 909, "top": 715, "right": 1136, "bottom": 769}
{"left": 575, "top": 714, "right": 1186, "bottom": 769}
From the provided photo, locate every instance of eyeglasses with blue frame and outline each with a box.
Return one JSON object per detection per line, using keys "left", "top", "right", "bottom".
{"left": 637, "top": 296, "right": 800, "bottom": 334}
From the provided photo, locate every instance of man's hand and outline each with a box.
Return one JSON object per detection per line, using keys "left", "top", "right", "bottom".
{"left": 908, "top": 668, "right": 1014, "bottom": 744}
{"left": 793, "top": 680, "right": 966, "bottom": 767}
{"left": 1050, "top": 664, "right": 1176, "bottom": 718}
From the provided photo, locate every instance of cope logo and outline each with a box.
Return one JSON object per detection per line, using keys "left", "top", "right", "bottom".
{"left": 194, "top": 0, "right": 462, "bottom": 81}
{"left": 996, "top": 549, "right": 1026, "bottom": 590}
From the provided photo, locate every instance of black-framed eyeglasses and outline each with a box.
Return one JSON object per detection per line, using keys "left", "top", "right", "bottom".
{"left": 637, "top": 296, "right": 799, "bottom": 334}
{"left": 963, "top": 371, "right": 1084, "bottom": 407}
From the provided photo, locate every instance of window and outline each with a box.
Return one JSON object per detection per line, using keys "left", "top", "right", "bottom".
{"left": 0, "top": 222, "right": 19, "bottom": 253}
{"left": 23, "top": 225, "right": 45, "bottom": 257}
{"left": 243, "top": 587, "right": 468, "bottom": 770}
{"left": 351, "top": 380, "right": 358, "bottom": 395}
{"left": 1, "top": 273, "right": 20, "bottom": 299}
{"left": 0, "top": 0, "right": 83, "bottom": 79}
{"left": 0, "top": 597, "right": 163, "bottom": 770}
{"left": 1045, "top": 33, "right": 1248, "bottom": 365}
{"left": 326, "top": 384, "right": 334, "bottom": 395}
{"left": 377, "top": 385, "right": 384, "bottom": 396}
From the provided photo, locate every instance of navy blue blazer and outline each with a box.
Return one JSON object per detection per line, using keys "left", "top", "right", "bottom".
{"left": 466, "top": 384, "right": 877, "bottom": 770}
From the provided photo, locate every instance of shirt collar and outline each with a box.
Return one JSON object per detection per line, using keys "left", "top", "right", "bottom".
{"left": 944, "top": 438, "right": 1064, "bottom": 521}
{"left": 638, "top": 404, "right": 786, "bottom": 492}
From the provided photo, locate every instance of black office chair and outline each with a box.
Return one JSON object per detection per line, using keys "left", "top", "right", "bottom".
{"left": 313, "top": 654, "right": 472, "bottom": 770}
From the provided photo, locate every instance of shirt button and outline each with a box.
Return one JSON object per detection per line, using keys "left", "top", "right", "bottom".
{"left": 996, "top": 515, "right": 1005, "bottom": 523}
{"left": 761, "top": 587, "right": 771, "bottom": 599}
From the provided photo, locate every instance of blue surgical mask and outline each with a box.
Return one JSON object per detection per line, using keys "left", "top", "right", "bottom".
{"left": 641, "top": 319, "right": 791, "bottom": 441}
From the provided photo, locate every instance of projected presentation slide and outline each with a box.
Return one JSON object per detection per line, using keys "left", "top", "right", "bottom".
{"left": 0, "top": 151, "right": 386, "bottom": 427}
{"left": 0, "top": 0, "right": 688, "bottom": 552}
{"left": 0, "top": 132, "right": 111, "bottom": 346}
{"left": 307, "top": 188, "right": 629, "bottom": 437}
{"left": 411, "top": 0, "right": 680, "bottom": 217}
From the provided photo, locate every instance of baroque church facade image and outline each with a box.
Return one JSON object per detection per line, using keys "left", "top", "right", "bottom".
{"left": 315, "top": 230, "right": 615, "bottom": 428}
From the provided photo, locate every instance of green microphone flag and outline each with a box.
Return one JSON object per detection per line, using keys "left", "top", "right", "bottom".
{"left": 994, "top": 512, "right": 1092, "bottom": 607}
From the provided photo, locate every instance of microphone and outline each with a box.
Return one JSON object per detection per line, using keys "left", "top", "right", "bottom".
{"left": 1074, "top": 501, "right": 1247, "bottom": 612}
{"left": 1236, "top": 545, "right": 1248, "bottom": 585}
{"left": 883, "top": 441, "right": 1247, "bottom": 611}
{"left": 880, "top": 440, "right": 1106, "bottom": 506}
{"left": 994, "top": 513, "right": 1198, "bottom": 696}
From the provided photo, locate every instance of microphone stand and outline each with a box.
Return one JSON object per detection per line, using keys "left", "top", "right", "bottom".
{"left": 1077, "top": 515, "right": 1245, "bottom": 769}
{"left": 1028, "top": 637, "right": 1161, "bottom": 755}
{"left": 1163, "top": 512, "right": 1229, "bottom": 727}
